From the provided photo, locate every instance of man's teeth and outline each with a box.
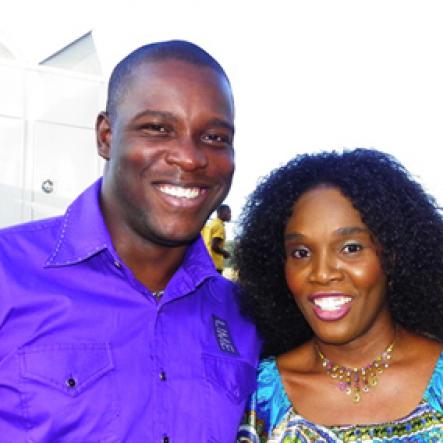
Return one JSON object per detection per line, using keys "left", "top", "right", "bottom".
{"left": 313, "top": 297, "right": 352, "bottom": 311}
{"left": 159, "top": 185, "right": 200, "bottom": 199}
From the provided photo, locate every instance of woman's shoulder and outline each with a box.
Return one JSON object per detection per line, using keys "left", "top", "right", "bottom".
{"left": 257, "top": 357, "right": 279, "bottom": 385}
{"left": 255, "top": 357, "right": 291, "bottom": 409}
{"left": 423, "top": 348, "right": 443, "bottom": 413}
{"left": 399, "top": 332, "right": 443, "bottom": 412}
{"left": 237, "top": 357, "right": 292, "bottom": 441}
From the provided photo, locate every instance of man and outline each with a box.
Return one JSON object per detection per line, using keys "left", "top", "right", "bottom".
{"left": 0, "top": 40, "right": 259, "bottom": 443}
{"left": 202, "top": 204, "right": 232, "bottom": 273}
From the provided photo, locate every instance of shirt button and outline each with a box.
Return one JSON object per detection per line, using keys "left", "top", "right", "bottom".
{"left": 66, "top": 377, "right": 77, "bottom": 388}
{"left": 162, "top": 436, "right": 170, "bottom": 443}
{"left": 159, "top": 371, "right": 167, "bottom": 381}
{"left": 113, "top": 260, "right": 121, "bottom": 268}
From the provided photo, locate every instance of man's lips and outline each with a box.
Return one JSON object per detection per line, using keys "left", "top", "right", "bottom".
{"left": 308, "top": 293, "right": 354, "bottom": 321}
{"left": 158, "top": 184, "right": 204, "bottom": 200}
{"left": 152, "top": 182, "right": 213, "bottom": 209}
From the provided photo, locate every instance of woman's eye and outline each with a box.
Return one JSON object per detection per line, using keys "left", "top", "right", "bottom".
{"left": 342, "top": 243, "right": 363, "bottom": 254}
{"left": 291, "top": 247, "right": 310, "bottom": 259}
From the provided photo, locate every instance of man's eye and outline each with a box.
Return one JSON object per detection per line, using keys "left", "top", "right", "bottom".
{"left": 201, "top": 133, "right": 232, "bottom": 146}
{"left": 141, "top": 124, "right": 168, "bottom": 134}
{"left": 342, "top": 243, "right": 363, "bottom": 254}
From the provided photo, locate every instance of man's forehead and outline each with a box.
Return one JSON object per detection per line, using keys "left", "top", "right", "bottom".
{"left": 131, "top": 58, "right": 227, "bottom": 85}
{"left": 123, "top": 59, "right": 234, "bottom": 107}
{"left": 110, "top": 57, "right": 234, "bottom": 120}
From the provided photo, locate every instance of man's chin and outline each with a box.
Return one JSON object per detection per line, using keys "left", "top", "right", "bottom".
{"left": 150, "top": 235, "right": 199, "bottom": 248}
{"left": 143, "top": 228, "right": 202, "bottom": 248}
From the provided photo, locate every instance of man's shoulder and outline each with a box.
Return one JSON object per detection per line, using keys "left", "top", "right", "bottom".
{"left": 206, "top": 217, "right": 223, "bottom": 229}
{"left": 203, "top": 272, "right": 237, "bottom": 293}
{"left": 0, "top": 216, "right": 63, "bottom": 238}
{"left": 0, "top": 216, "right": 63, "bottom": 259}
{"left": 0, "top": 180, "right": 103, "bottom": 263}
{"left": 213, "top": 217, "right": 224, "bottom": 226}
{"left": 201, "top": 276, "right": 245, "bottom": 316}
{"left": 207, "top": 218, "right": 225, "bottom": 238}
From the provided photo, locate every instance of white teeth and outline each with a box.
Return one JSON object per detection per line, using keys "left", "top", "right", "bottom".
{"left": 159, "top": 185, "right": 200, "bottom": 199}
{"left": 313, "top": 297, "right": 352, "bottom": 311}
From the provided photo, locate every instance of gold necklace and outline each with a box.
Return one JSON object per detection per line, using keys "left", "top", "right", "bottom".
{"left": 315, "top": 338, "right": 396, "bottom": 404}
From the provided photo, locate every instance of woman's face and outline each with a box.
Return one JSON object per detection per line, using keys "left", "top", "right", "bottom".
{"left": 284, "top": 186, "right": 389, "bottom": 345}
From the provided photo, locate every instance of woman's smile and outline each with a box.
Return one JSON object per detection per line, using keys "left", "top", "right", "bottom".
{"left": 309, "top": 292, "right": 354, "bottom": 320}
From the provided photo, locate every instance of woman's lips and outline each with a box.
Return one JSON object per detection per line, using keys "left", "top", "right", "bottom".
{"left": 309, "top": 293, "right": 353, "bottom": 321}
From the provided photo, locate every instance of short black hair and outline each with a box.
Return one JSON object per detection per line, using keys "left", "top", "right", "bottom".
{"left": 235, "top": 148, "right": 443, "bottom": 357}
{"left": 106, "top": 40, "right": 231, "bottom": 120}
{"left": 217, "top": 204, "right": 231, "bottom": 216}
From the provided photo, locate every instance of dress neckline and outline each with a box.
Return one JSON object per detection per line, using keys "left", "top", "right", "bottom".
{"left": 266, "top": 349, "right": 443, "bottom": 429}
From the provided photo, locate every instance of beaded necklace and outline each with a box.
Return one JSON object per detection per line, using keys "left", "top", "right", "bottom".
{"left": 315, "top": 337, "right": 396, "bottom": 404}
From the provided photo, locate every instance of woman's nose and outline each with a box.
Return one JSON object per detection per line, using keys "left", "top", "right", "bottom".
{"left": 308, "top": 252, "right": 343, "bottom": 284}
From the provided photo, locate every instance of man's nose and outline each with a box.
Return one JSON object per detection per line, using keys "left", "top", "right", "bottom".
{"left": 308, "top": 251, "right": 343, "bottom": 284}
{"left": 165, "top": 136, "right": 208, "bottom": 171}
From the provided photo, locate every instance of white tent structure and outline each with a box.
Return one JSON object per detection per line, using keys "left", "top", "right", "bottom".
{"left": 0, "top": 31, "right": 105, "bottom": 227}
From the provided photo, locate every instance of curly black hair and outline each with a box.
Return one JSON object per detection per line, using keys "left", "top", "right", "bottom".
{"left": 235, "top": 148, "right": 443, "bottom": 357}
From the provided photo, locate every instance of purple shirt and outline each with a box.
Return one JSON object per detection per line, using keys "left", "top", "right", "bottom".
{"left": 0, "top": 179, "right": 260, "bottom": 443}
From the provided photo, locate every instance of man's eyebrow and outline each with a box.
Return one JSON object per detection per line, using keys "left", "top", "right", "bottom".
{"left": 133, "top": 109, "right": 179, "bottom": 123}
{"left": 335, "top": 226, "right": 369, "bottom": 236}
{"left": 206, "top": 118, "right": 235, "bottom": 134}
{"left": 131, "top": 112, "right": 234, "bottom": 133}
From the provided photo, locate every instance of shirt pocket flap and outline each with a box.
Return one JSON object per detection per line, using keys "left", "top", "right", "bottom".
{"left": 19, "top": 343, "right": 114, "bottom": 398}
{"left": 203, "top": 353, "right": 257, "bottom": 404}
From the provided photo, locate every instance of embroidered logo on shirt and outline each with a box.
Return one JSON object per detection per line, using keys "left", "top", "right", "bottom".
{"left": 212, "top": 315, "right": 238, "bottom": 355}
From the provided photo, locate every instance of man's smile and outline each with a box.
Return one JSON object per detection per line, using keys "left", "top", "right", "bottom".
{"left": 158, "top": 184, "right": 203, "bottom": 199}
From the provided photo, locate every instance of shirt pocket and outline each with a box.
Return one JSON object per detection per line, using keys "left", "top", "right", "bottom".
{"left": 202, "top": 353, "right": 257, "bottom": 443}
{"left": 203, "top": 353, "right": 257, "bottom": 403}
{"left": 18, "top": 343, "right": 120, "bottom": 442}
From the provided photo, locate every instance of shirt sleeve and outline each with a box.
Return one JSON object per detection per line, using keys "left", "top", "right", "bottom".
{"left": 237, "top": 358, "right": 291, "bottom": 442}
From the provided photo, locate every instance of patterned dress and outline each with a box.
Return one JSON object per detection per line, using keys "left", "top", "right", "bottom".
{"left": 238, "top": 353, "right": 443, "bottom": 442}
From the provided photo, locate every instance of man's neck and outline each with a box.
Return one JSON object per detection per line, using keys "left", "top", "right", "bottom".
{"left": 99, "top": 187, "right": 190, "bottom": 292}
{"left": 115, "top": 238, "right": 187, "bottom": 292}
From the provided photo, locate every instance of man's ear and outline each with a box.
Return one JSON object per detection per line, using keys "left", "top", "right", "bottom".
{"left": 96, "top": 111, "right": 112, "bottom": 160}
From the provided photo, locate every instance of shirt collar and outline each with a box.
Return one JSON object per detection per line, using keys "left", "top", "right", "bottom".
{"left": 45, "top": 178, "right": 114, "bottom": 267}
{"left": 167, "top": 235, "right": 219, "bottom": 296}
{"left": 45, "top": 179, "right": 220, "bottom": 288}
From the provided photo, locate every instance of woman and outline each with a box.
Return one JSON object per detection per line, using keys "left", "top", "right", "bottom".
{"left": 235, "top": 149, "right": 443, "bottom": 442}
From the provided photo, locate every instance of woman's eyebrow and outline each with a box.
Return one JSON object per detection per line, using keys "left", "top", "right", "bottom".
{"left": 284, "top": 232, "right": 304, "bottom": 241}
{"left": 284, "top": 227, "right": 369, "bottom": 241}
{"left": 335, "top": 226, "right": 369, "bottom": 236}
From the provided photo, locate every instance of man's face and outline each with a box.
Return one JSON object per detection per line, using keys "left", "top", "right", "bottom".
{"left": 220, "top": 208, "right": 231, "bottom": 222}
{"left": 97, "top": 59, "right": 235, "bottom": 247}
